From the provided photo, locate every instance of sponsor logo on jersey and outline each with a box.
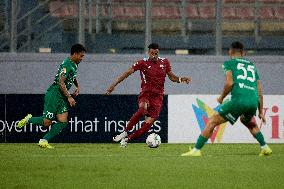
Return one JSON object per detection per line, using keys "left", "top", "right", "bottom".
{"left": 239, "top": 83, "right": 244, "bottom": 88}
{"left": 239, "top": 83, "right": 255, "bottom": 90}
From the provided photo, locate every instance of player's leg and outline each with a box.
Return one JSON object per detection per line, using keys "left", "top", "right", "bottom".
{"left": 39, "top": 112, "right": 68, "bottom": 149}
{"left": 113, "top": 101, "right": 148, "bottom": 142}
{"left": 113, "top": 94, "right": 149, "bottom": 142}
{"left": 17, "top": 114, "right": 33, "bottom": 128}
{"left": 17, "top": 90, "right": 54, "bottom": 128}
{"left": 120, "top": 94, "right": 163, "bottom": 147}
{"left": 17, "top": 115, "right": 51, "bottom": 128}
{"left": 127, "top": 94, "right": 162, "bottom": 141}
{"left": 42, "top": 112, "right": 68, "bottom": 142}
{"left": 181, "top": 113, "right": 227, "bottom": 156}
{"left": 182, "top": 100, "right": 236, "bottom": 156}
{"left": 125, "top": 102, "right": 148, "bottom": 132}
{"left": 39, "top": 95, "right": 68, "bottom": 148}
{"left": 120, "top": 117, "right": 155, "bottom": 148}
{"left": 38, "top": 117, "right": 54, "bottom": 149}
{"left": 119, "top": 94, "right": 163, "bottom": 147}
{"left": 127, "top": 117, "right": 155, "bottom": 141}
{"left": 240, "top": 115, "right": 272, "bottom": 156}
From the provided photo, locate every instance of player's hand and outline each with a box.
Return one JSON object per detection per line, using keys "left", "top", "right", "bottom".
{"left": 181, "top": 77, "right": 192, "bottom": 84}
{"left": 73, "top": 87, "right": 80, "bottom": 97}
{"left": 68, "top": 96, "right": 76, "bottom": 107}
{"left": 258, "top": 112, "right": 266, "bottom": 125}
{"left": 217, "top": 96, "right": 223, "bottom": 104}
{"left": 106, "top": 86, "right": 115, "bottom": 95}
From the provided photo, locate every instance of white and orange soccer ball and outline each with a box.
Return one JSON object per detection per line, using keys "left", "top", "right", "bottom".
{"left": 146, "top": 133, "right": 161, "bottom": 148}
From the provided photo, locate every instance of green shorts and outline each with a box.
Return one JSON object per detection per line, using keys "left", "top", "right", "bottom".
{"left": 42, "top": 86, "right": 68, "bottom": 120}
{"left": 218, "top": 99, "right": 258, "bottom": 125}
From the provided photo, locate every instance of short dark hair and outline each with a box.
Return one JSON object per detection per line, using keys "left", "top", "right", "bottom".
{"left": 230, "top": 41, "right": 244, "bottom": 51}
{"left": 148, "top": 43, "right": 159, "bottom": 50}
{"left": 71, "top": 44, "right": 86, "bottom": 55}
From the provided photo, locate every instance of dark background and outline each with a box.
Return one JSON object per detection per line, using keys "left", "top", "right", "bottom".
{"left": 0, "top": 94, "right": 168, "bottom": 143}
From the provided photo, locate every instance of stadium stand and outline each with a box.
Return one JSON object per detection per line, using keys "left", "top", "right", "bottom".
{"left": 259, "top": 7, "right": 275, "bottom": 19}
{"left": 234, "top": 7, "right": 254, "bottom": 19}
{"left": 275, "top": 7, "right": 284, "bottom": 19}
{"left": 187, "top": 6, "right": 199, "bottom": 19}
{"left": 222, "top": 7, "right": 236, "bottom": 19}
{"left": 198, "top": 6, "right": 215, "bottom": 19}
{"left": 47, "top": 0, "right": 284, "bottom": 21}
{"left": 0, "top": 0, "right": 284, "bottom": 53}
{"left": 45, "top": 0, "right": 284, "bottom": 38}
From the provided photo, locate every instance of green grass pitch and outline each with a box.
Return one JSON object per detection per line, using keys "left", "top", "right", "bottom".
{"left": 1, "top": 143, "right": 283, "bottom": 189}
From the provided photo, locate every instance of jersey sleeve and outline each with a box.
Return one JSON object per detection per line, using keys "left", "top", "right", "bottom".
{"left": 222, "top": 61, "right": 232, "bottom": 74}
{"left": 165, "top": 58, "right": 172, "bottom": 73}
{"left": 61, "top": 62, "right": 72, "bottom": 78}
{"left": 132, "top": 60, "right": 144, "bottom": 71}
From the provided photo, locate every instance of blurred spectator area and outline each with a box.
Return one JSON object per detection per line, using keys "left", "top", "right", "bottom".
{"left": 0, "top": 1, "right": 5, "bottom": 31}
{"left": 49, "top": 0, "right": 284, "bottom": 35}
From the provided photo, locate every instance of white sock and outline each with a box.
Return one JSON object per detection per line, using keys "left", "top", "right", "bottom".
{"left": 261, "top": 144, "right": 268, "bottom": 149}
{"left": 192, "top": 147, "right": 200, "bottom": 152}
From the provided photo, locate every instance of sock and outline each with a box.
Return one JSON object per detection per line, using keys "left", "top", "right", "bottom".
{"left": 43, "top": 122, "right": 67, "bottom": 141}
{"left": 255, "top": 132, "right": 266, "bottom": 146}
{"left": 125, "top": 107, "right": 147, "bottom": 132}
{"left": 128, "top": 122, "right": 152, "bottom": 141}
{"left": 261, "top": 144, "right": 268, "bottom": 149}
{"left": 28, "top": 117, "right": 44, "bottom": 125}
{"left": 195, "top": 135, "right": 208, "bottom": 150}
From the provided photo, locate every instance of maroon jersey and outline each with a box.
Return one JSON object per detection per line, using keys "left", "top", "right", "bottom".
{"left": 132, "top": 57, "right": 172, "bottom": 94}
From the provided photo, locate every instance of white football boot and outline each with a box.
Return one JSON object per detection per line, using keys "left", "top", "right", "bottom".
{"left": 113, "top": 131, "right": 128, "bottom": 142}
{"left": 120, "top": 138, "right": 128, "bottom": 148}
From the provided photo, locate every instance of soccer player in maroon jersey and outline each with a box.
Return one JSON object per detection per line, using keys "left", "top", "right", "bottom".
{"left": 106, "top": 43, "right": 191, "bottom": 147}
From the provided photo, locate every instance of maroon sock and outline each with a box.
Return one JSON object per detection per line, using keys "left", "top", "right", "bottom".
{"left": 125, "top": 107, "right": 147, "bottom": 132}
{"left": 128, "top": 122, "right": 152, "bottom": 141}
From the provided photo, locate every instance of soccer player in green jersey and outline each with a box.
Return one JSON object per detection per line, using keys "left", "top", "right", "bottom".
{"left": 181, "top": 41, "right": 272, "bottom": 157}
{"left": 17, "top": 44, "right": 86, "bottom": 148}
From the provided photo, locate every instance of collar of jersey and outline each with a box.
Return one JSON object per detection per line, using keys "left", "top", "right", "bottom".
{"left": 68, "top": 57, "right": 78, "bottom": 68}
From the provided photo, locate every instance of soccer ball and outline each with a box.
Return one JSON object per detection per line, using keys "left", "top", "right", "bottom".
{"left": 146, "top": 133, "right": 161, "bottom": 148}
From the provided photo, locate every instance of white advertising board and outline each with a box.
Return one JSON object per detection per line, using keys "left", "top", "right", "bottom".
{"left": 168, "top": 95, "right": 284, "bottom": 143}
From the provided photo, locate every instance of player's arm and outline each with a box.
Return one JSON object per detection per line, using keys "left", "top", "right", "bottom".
{"left": 59, "top": 73, "right": 76, "bottom": 107}
{"left": 167, "top": 71, "right": 191, "bottom": 84}
{"left": 257, "top": 80, "right": 266, "bottom": 123}
{"left": 106, "top": 67, "right": 135, "bottom": 94}
{"left": 217, "top": 71, "right": 233, "bottom": 104}
{"left": 73, "top": 78, "right": 80, "bottom": 97}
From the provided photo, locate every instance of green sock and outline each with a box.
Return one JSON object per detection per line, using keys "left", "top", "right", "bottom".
{"left": 195, "top": 135, "right": 208, "bottom": 150}
{"left": 43, "top": 122, "right": 67, "bottom": 141}
{"left": 255, "top": 132, "right": 266, "bottom": 146}
{"left": 28, "top": 117, "right": 44, "bottom": 125}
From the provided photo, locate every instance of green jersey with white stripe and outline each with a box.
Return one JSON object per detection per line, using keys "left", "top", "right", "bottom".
{"left": 222, "top": 58, "right": 259, "bottom": 103}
